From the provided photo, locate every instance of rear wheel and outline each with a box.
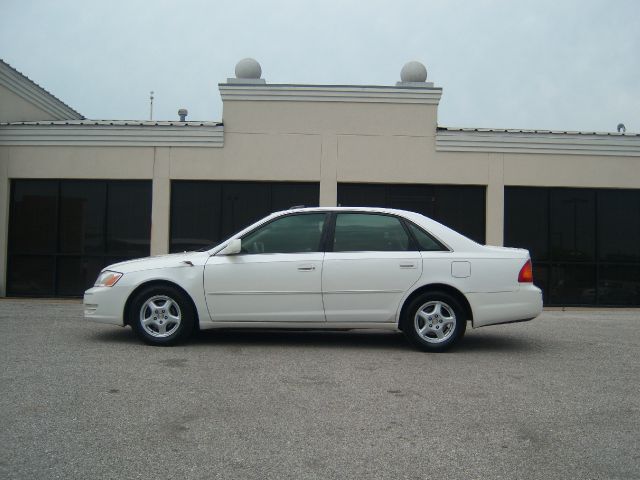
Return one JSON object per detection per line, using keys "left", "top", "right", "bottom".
{"left": 403, "top": 291, "right": 466, "bottom": 352}
{"left": 129, "top": 285, "right": 194, "bottom": 346}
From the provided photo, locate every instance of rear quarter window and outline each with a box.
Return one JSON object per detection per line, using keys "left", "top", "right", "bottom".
{"left": 407, "top": 222, "right": 448, "bottom": 251}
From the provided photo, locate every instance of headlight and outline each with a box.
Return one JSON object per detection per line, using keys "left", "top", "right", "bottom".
{"left": 94, "top": 270, "right": 123, "bottom": 287}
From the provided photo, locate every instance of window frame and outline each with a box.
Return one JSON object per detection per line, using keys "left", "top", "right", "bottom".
{"left": 232, "top": 210, "right": 451, "bottom": 256}
{"left": 404, "top": 219, "right": 450, "bottom": 252}
{"left": 324, "top": 211, "right": 448, "bottom": 253}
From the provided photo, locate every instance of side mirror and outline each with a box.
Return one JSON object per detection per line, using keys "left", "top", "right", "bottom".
{"left": 218, "top": 238, "right": 242, "bottom": 256}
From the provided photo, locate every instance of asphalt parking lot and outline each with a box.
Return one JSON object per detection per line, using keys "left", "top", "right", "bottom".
{"left": 1, "top": 299, "right": 639, "bottom": 480}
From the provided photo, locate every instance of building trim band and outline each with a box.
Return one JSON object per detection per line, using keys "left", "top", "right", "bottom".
{"left": 219, "top": 84, "right": 443, "bottom": 104}
{"left": 0, "top": 122, "right": 224, "bottom": 147}
{"left": 436, "top": 129, "right": 640, "bottom": 156}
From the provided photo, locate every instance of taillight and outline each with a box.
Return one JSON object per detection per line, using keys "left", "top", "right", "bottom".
{"left": 518, "top": 259, "right": 533, "bottom": 283}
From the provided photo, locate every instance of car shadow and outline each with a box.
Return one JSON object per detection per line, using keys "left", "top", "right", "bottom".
{"left": 192, "top": 328, "right": 543, "bottom": 354}
{"left": 87, "top": 326, "right": 543, "bottom": 353}
{"left": 191, "top": 329, "right": 410, "bottom": 351}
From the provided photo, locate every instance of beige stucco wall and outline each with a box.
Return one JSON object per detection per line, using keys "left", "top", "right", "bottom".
{"left": 503, "top": 153, "right": 640, "bottom": 188}
{"left": 1, "top": 88, "right": 639, "bottom": 296}
{"left": 5, "top": 145, "right": 155, "bottom": 179}
{"left": 337, "top": 138, "right": 483, "bottom": 184}
{"left": 223, "top": 101, "right": 438, "bottom": 137}
{"left": 170, "top": 134, "right": 321, "bottom": 181}
{"left": 0, "top": 84, "right": 58, "bottom": 123}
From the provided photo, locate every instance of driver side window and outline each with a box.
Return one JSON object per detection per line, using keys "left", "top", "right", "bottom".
{"left": 241, "top": 213, "right": 326, "bottom": 254}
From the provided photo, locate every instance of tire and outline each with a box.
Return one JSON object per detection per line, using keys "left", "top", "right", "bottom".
{"left": 129, "top": 285, "right": 195, "bottom": 346}
{"left": 402, "top": 291, "right": 467, "bottom": 352}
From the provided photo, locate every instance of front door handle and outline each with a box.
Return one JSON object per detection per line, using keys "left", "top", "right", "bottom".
{"left": 399, "top": 263, "right": 417, "bottom": 269}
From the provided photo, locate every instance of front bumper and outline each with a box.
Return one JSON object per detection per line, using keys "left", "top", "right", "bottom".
{"left": 83, "top": 286, "right": 128, "bottom": 326}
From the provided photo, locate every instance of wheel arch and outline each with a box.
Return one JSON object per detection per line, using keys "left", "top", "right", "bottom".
{"left": 398, "top": 283, "right": 473, "bottom": 331}
{"left": 123, "top": 280, "right": 200, "bottom": 329}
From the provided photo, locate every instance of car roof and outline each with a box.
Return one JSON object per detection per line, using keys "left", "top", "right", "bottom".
{"left": 275, "top": 206, "right": 414, "bottom": 215}
{"left": 210, "top": 206, "right": 483, "bottom": 254}
{"left": 269, "top": 206, "right": 482, "bottom": 251}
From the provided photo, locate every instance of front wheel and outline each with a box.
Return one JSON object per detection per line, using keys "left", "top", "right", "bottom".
{"left": 129, "top": 285, "right": 195, "bottom": 346}
{"left": 403, "top": 291, "right": 466, "bottom": 352}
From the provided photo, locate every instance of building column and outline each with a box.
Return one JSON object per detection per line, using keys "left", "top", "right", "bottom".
{"left": 485, "top": 153, "right": 504, "bottom": 246}
{"left": 319, "top": 134, "right": 338, "bottom": 206}
{"left": 0, "top": 149, "right": 9, "bottom": 296}
{"left": 150, "top": 147, "right": 171, "bottom": 256}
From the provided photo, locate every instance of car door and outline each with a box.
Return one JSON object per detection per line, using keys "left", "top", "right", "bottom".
{"left": 322, "top": 212, "right": 423, "bottom": 323}
{"left": 204, "top": 213, "right": 327, "bottom": 322}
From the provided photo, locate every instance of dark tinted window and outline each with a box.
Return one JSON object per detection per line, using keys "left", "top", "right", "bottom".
{"left": 333, "top": 214, "right": 410, "bottom": 252}
{"left": 241, "top": 214, "right": 326, "bottom": 254}
{"left": 107, "top": 182, "right": 152, "bottom": 256}
{"left": 59, "top": 181, "right": 106, "bottom": 254}
{"left": 9, "top": 180, "right": 58, "bottom": 254}
{"left": 338, "top": 183, "right": 485, "bottom": 243}
{"left": 504, "top": 187, "right": 549, "bottom": 260}
{"left": 271, "top": 183, "right": 320, "bottom": 211}
{"left": 532, "top": 264, "right": 549, "bottom": 304}
{"left": 221, "top": 183, "right": 273, "bottom": 239}
{"left": 7, "top": 256, "right": 55, "bottom": 296}
{"left": 170, "top": 181, "right": 320, "bottom": 252}
{"left": 8, "top": 180, "right": 151, "bottom": 297}
{"left": 407, "top": 222, "right": 447, "bottom": 251}
{"left": 598, "top": 190, "right": 640, "bottom": 262}
{"left": 170, "top": 182, "right": 222, "bottom": 252}
{"left": 432, "top": 186, "right": 485, "bottom": 245}
{"left": 550, "top": 189, "right": 595, "bottom": 262}
{"left": 57, "top": 256, "right": 105, "bottom": 297}
{"left": 598, "top": 265, "right": 640, "bottom": 305}
{"left": 549, "top": 265, "right": 596, "bottom": 305}
{"left": 505, "top": 187, "right": 640, "bottom": 306}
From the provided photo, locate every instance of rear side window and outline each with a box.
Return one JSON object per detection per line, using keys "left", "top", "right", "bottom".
{"left": 333, "top": 213, "right": 411, "bottom": 252}
{"left": 407, "top": 222, "right": 447, "bottom": 251}
{"left": 241, "top": 213, "right": 326, "bottom": 254}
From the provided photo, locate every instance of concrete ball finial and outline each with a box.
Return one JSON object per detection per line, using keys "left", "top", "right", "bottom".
{"left": 235, "top": 58, "right": 262, "bottom": 79}
{"left": 400, "top": 61, "right": 427, "bottom": 83}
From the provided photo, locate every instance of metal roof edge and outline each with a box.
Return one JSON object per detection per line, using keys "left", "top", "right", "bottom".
{"left": 0, "top": 120, "right": 223, "bottom": 127}
{"left": 437, "top": 126, "right": 639, "bottom": 137}
{"left": 0, "top": 121, "right": 225, "bottom": 147}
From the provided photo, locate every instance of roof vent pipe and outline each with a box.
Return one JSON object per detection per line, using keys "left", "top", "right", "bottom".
{"left": 178, "top": 108, "right": 188, "bottom": 121}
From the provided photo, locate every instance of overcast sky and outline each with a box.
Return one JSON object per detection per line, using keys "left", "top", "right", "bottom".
{"left": 1, "top": 0, "right": 638, "bottom": 132}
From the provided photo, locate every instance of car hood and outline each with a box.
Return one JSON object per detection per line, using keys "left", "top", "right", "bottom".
{"left": 106, "top": 251, "right": 209, "bottom": 273}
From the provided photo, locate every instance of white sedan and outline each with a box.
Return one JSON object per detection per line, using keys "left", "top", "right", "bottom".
{"left": 84, "top": 207, "right": 542, "bottom": 351}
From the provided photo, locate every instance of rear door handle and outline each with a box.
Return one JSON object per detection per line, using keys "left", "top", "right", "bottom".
{"left": 399, "top": 263, "right": 417, "bottom": 269}
{"left": 297, "top": 265, "right": 316, "bottom": 272}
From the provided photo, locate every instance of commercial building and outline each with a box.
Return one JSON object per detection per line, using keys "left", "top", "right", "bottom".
{"left": 1, "top": 58, "right": 639, "bottom": 305}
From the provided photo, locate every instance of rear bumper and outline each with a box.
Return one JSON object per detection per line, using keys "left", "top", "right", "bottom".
{"left": 467, "top": 285, "right": 543, "bottom": 328}
{"left": 83, "top": 286, "right": 127, "bottom": 326}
